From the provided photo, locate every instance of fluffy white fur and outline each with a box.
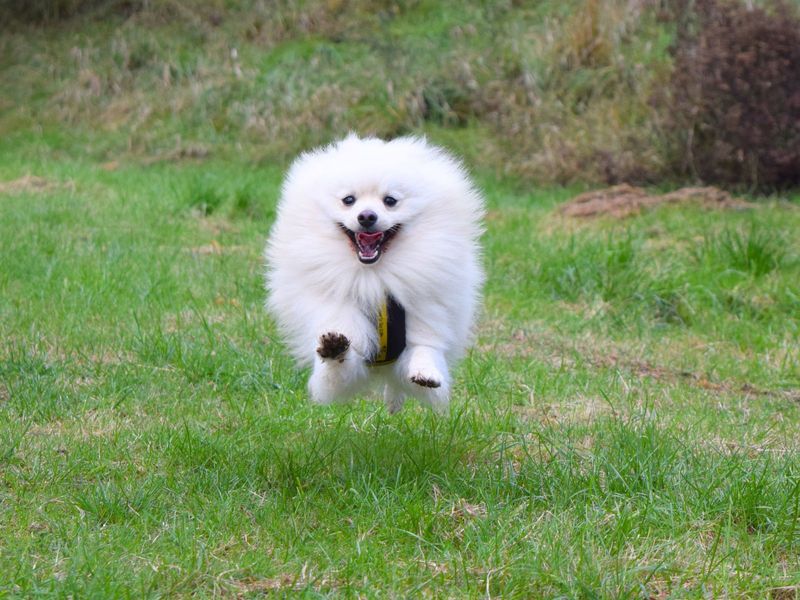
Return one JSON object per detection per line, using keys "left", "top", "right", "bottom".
{"left": 264, "top": 134, "right": 484, "bottom": 412}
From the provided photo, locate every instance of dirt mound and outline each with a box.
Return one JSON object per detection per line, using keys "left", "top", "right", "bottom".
{"left": 559, "top": 184, "right": 752, "bottom": 218}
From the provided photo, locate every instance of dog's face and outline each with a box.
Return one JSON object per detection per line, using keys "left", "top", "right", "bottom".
{"left": 334, "top": 187, "right": 407, "bottom": 264}
{"left": 302, "top": 138, "right": 438, "bottom": 266}
{"left": 280, "top": 136, "right": 471, "bottom": 268}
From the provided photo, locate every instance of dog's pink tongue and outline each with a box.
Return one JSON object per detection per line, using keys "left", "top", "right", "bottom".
{"left": 356, "top": 231, "right": 383, "bottom": 257}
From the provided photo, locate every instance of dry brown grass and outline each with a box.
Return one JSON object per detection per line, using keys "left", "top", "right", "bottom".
{"left": 466, "top": 0, "right": 671, "bottom": 184}
{"left": 1, "top": 0, "right": 678, "bottom": 185}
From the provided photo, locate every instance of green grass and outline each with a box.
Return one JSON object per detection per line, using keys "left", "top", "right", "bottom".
{"left": 1, "top": 134, "right": 799, "bottom": 597}
{"left": 1, "top": 2, "right": 800, "bottom": 595}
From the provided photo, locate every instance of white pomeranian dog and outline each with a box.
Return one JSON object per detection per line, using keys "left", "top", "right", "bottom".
{"left": 265, "top": 134, "right": 484, "bottom": 412}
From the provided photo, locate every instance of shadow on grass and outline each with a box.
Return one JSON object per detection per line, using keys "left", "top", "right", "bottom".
{"left": 166, "top": 406, "right": 495, "bottom": 497}
{"left": 161, "top": 403, "right": 800, "bottom": 550}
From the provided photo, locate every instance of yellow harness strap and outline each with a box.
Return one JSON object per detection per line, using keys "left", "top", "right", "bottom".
{"left": 370, "top": 295, "right": 406, "bottom": 366}
{"left": 375, "top": 299, "right": 390, "bottom": 363}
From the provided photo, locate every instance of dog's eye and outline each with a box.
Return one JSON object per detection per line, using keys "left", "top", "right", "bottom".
{"left": 342, "top": 195, "right": 356, "bottom": 206}
{"left": 383, "top": 196, "right": 398, "bottom": 207}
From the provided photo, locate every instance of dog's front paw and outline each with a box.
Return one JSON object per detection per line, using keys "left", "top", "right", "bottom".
{"left": 317, "top": 332, "right": 350, "bottom": 361}
{"left": 410, "top": 373, "right": 442, "bottom": 388}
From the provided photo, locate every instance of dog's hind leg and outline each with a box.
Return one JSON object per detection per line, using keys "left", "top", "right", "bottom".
{"left": 383, "top": 383, "right": 406, "bottom": 414}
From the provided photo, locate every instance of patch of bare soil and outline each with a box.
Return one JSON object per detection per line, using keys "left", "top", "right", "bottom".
{"left": 141, "top": 142, "right": 211, "bottom": 166}
{"left": 559, "top": 184, "right": 752, "bottom": 218}
{"left": 771, "top": 586, "right": 798, "bottom": 600}
{"left": 228, "top": 571, "right": 344, "bottom": 595}
{"left": 480, "top": 320, "right": 799, "bottom": 404}
{"left": 0, "top": 175, "right": 66, "bottom": 195}
{"left": 189, "top": 239, "right": 225, "bottom": 255}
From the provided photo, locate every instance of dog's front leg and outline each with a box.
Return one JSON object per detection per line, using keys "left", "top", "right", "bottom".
{"left": 400, "top": 344, "right": 451, "bottom": 412}
{"left": 307, "top": 331, "right": 369, "bottom": 404}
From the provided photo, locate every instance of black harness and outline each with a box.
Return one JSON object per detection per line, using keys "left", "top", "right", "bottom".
{"left": 370, "top": 295, "right": 406, "bottom": 366}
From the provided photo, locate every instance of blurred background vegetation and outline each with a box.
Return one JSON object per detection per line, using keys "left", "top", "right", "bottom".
{"left": 1, "top": 0, "right": 799, "bottom": 189}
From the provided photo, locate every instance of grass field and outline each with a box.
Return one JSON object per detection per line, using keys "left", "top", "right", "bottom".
{"left": 1, "top": 134, "right": 799, "bottom": 596}
{"left": 2, "top": 1, "right": 800, "bottom": 597}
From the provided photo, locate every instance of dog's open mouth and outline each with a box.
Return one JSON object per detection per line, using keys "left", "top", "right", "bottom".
{"left": 339, "top": 224, "right": 401, "bottom": 264}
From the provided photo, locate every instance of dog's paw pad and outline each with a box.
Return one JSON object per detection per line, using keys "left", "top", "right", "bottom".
{"left": 411, "top": 374, "right": 441, "bottom": 388}
{"left": 317, "top": 332, "right": 350, "bottom": 360}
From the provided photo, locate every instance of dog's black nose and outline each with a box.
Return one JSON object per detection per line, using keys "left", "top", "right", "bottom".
{"left": 357, "top": 210, "right": 378, "bottom": 228}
